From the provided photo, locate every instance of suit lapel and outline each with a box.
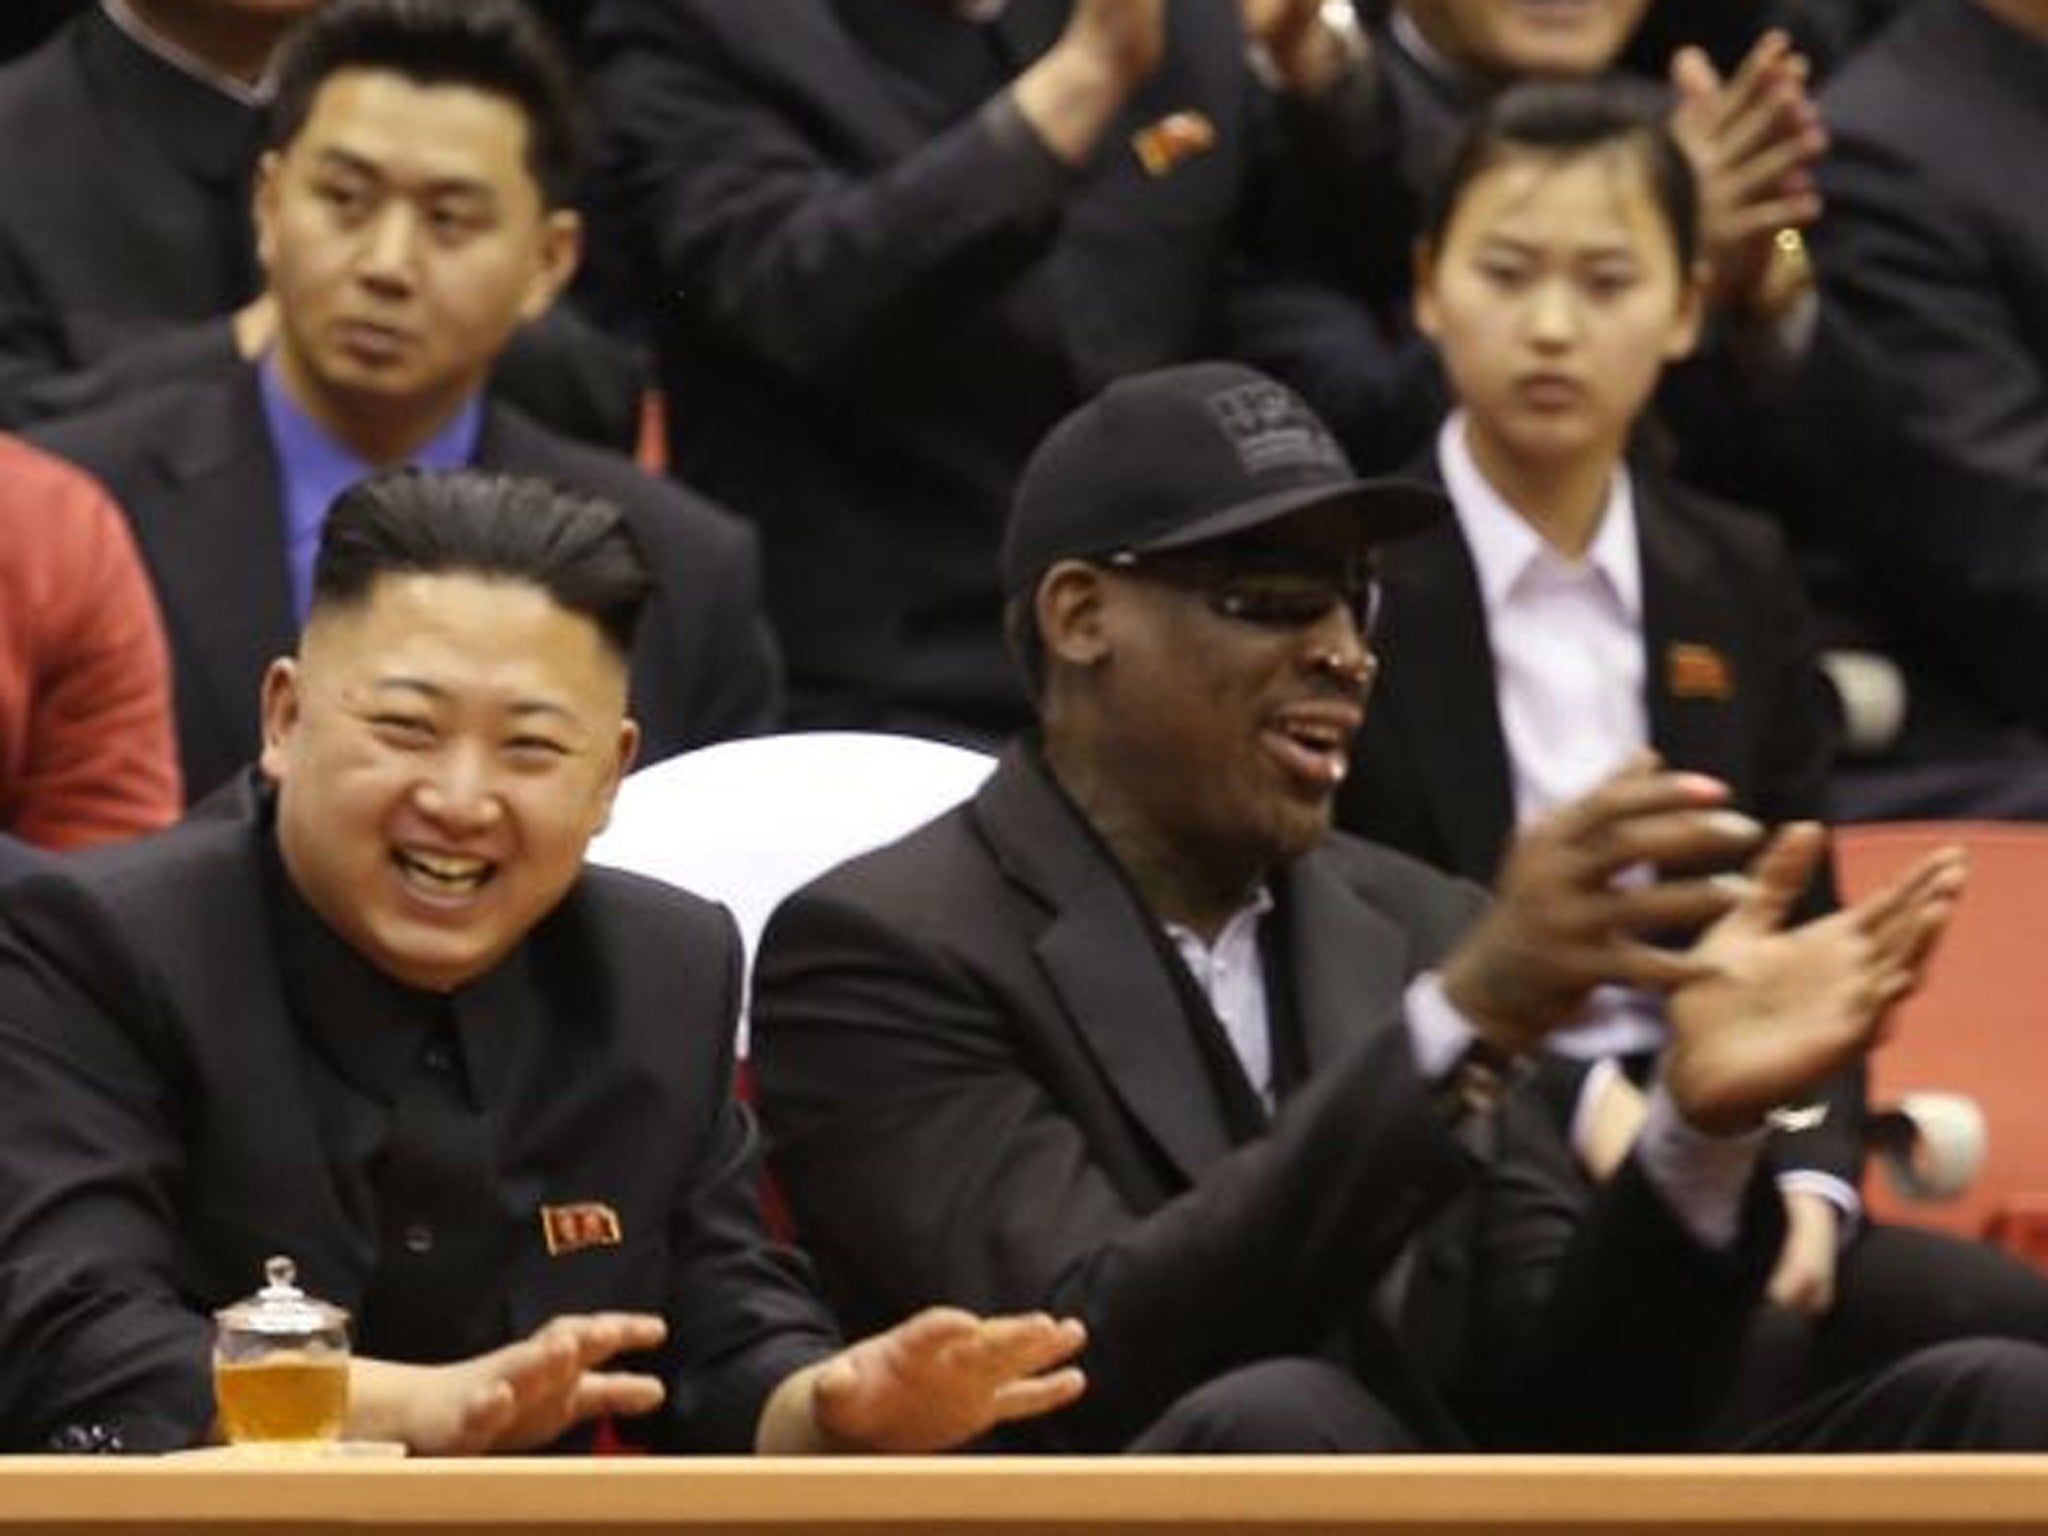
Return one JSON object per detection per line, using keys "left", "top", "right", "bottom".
{"left": 127, "top": 371, "right": 297, "bottom": 773}
{"left": 1636, "top": 479, "right": 1745, "bottom": 786}
{"left": 972, "top": 748, "right": 1238, "bottom": 1182}
{"left": 1377, "top": 520, "right": 1517, "bottom": 882}
{"left": 1283, "top": 851, "right": 1420, "bottom": 1074}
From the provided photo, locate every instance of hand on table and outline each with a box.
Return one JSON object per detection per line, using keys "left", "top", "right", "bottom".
{"left": 349, "top": 1312, "right": 667, "bottom": 1455}
{"left": 762, "top": 1307, "right": 1087, "bottom": 1454}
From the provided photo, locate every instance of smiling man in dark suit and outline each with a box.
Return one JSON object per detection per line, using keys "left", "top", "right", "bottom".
{"left": 751, "top": 360, "right": 2048, "bottom": 1455}
{"left": 30, "top": 0, "right": 778, "bottom": 806}
{"left": 0, "top": 466, "right": 1085, "bottom": 1456}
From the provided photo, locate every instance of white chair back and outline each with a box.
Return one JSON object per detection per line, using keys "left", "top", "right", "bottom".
{"left": 586, "top": 731, "right": 996, "bottom": 1039}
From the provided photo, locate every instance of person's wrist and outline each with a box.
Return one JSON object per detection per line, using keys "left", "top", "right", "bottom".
{"left": 1661, "top": 1054, "right": 1771, "bottom": 1139}
{"left": 1013, "top": 40, "right": 1134, "bottom": 165}
{"left": 1729, "top": 227, "right": 1814, "bottom": 324}
{"left": 1439, "top": 943, "right": 1552, "bottom": 1060}
{"left": 1268, "top": 0, "right": 1369, "bottom": 96}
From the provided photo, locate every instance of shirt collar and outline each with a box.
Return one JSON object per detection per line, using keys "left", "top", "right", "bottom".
{"left": 1163, "top": 885, "right": 1275, "bottom": 961}
{"left": 260, "top": 354, "right": 484, "bottom": 621}
{"left": 82, "top": 3, "right": 270, "bottom": 191}
{"left": 1437, "top": 411, "right": 1642, "bottom": 623}
{"left": 266, "top": 814, "right": 527, "bottom": 1114}
{"left": 259, "top": 352, "right": 485, "bottom": 477}
{"left": 101, "top": 0, "right": 273, "bottom": 107}
{"left": 267, "top": 819, "right": 455, "bottom": 1107}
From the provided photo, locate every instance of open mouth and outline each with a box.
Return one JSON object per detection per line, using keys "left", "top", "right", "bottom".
{"left": 393, "top": 847, "right": 496, "bottom": 899}
{"left": 1265, "top": 714, "right": 1357, "bottom": 788}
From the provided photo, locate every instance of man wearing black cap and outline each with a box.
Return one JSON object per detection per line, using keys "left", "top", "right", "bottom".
{"left": 751, "top": 361, "right": 2048, "bottom": 1454}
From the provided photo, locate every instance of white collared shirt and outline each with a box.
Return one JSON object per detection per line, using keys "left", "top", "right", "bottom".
{"left": 1439, "top": 412, "right": 1664, "bottom": 1060}
{"left": 1439, "top": 414, "right": 1858, "bottom": 1228}
{"left": 1166, "top": 889, "right": 1277, "bottom": 1109}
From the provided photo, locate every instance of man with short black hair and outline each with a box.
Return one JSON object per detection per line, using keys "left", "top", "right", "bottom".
{"left": 32, "top": 0, "right": 770, "bottom": 805}
{"left": 0, "top": 466, "right": 1085, "bottom": 1456}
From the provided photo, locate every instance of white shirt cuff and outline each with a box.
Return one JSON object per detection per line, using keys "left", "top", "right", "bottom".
{"left": 1776, "top": 1168, "right": 1864, "bottom": 1241}
{"left": 1402, "top": 971, "right": 1476, "bottom": 1081}
{"left": 1635, "top": 1085, "right": 1767, "bottom": 1250}
{"left": 1568, "top": 1056, "right": 1624, "bottom": 1167}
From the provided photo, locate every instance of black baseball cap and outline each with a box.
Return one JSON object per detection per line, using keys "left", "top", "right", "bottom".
{"left": 1001, "top": 362, "right": 1447, "bottom": 596}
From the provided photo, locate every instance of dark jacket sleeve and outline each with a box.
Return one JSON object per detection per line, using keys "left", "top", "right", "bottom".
{"left": 0, "top": 870, "right": 215, "bottom": 1453}
{"left": 1805, "top": 100, "right": 2048, "bottom": 732}
{"left": 752, "top": 873, "right": 1479, "bottom": 1450}
{"left": 641, "top": 899, "right": 840, "bottom": 1451}
{"left": 585, "top": 0, "right": 1075, "bottom": 387}
{"left": 753, "top": 844, "right": 1777, "bottom": 1452}
{"left": 1462, "top": 1095, "right": 1784, "bottom": 1450}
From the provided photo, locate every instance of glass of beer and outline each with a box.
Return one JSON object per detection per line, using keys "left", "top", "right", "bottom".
{"left": 213, "top": 1255, "right": 351, "bottom": 1446}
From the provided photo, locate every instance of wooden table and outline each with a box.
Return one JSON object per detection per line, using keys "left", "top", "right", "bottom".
{"left": 5, "top": 1455, "right": 2048, "bottom": 1535}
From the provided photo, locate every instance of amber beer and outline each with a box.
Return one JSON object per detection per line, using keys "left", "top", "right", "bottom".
{"left": 214, "top": 1352, "right": 349, "bottom": 1443}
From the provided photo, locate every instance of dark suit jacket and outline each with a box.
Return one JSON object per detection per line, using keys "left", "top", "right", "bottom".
{"left": 1805, "top": 0, "right": 2048, "bottom": 746}
{"left": 1335, "top": 458, "right": 1859, "bottom": 1180}
{"left": 0, "top": 7, "right": 261, "bottom": 427}
{"left": 0, "top": 778, "right": 836, "bottom": 1453}
{"left": 0, "top": 831, "right": 44, "bottom": 885}
{"left": 753, "top": 744, "right": 1777, "bottom": 1452}
{"left": 586, "top": 0, "right": 1374, "bottom": 741}
{"left": 29, "top": 367, "right": 782, "bottom": 804}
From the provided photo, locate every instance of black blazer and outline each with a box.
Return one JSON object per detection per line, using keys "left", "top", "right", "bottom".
{"left": 1336, "top": 458, "right": 1859, "bottom": 1179}
{"left": 30, "top": 366, "right": 782, "bottom": 804}
{"left": 0, "top": 778, "right": 837, "bottom": 1453}
{"left": 0, "top": 7, "right": 260, "bottom": 427}
{"left": 1804, "top": 0, "right": 2048, "bottom": 743}
{"left": 754, "top": 745, "right": 1777, "bottom": 1452}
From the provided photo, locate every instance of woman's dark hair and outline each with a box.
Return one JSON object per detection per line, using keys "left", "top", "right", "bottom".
{"left": 314, "top": 468, "right": 653, "bottom": 662}
{"left": 268, "top": 0, "right": 585, "bottom": 208}
{"left": 1424, "top": 77, "right": 1700, "bottom": 270}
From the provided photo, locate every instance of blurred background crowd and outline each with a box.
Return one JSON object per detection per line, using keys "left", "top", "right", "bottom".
{"left": 2, "top": 0, "right": 2043, "bottom": 855}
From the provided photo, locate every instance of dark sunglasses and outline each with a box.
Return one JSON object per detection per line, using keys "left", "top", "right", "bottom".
{"left": 1103, "top": 547, "right": 1382, "bottom": 637}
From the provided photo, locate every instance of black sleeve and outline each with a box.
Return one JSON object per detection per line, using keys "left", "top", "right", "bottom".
{"left": 0, "top": 872, "right": 214, "bottom": 1453}
{"left": 752, "top": 882, "right": 1480, "bottom": 1451}
{"left": 1803, "top": 119, "right": 2048, "bottom": 731}
{"left": 585, "top": 0, "right": 1075, "bottom": 388}
{"left": 647, "top": 912, "right": 839, "bottom": 1451}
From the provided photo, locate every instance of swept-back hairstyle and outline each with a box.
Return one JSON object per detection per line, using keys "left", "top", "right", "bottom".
{"left": 1425, "top": 76, "right": 1700, "bottom": 270}
{"left": 314, "top": 468, "right": 653, "bottom": 661}
{"left": 268, "top": 0, "right": 586, "bottom": 207}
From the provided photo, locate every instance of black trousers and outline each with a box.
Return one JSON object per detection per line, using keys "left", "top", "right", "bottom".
{"left": 1128, "top": 1226, "right": 2048, "bottom": 1454}
{"left": 1708, "top": 1220, "right": 2048, "bottom": 1448}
